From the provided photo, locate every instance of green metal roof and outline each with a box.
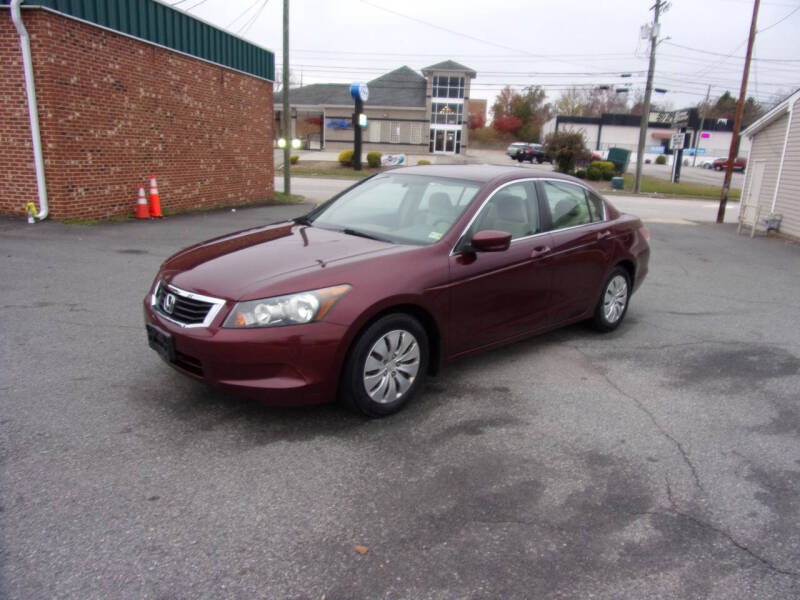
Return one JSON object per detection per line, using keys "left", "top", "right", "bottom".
{"left": 3, "top": 0, "right": 274, "bottom": 81}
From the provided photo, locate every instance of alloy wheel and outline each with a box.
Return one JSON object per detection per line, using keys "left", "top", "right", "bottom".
{"left": 603, "top": 275, "right": 629, "bottom": 324}
{"left": 363, "top": 330, "right": 421, "bottom": 404}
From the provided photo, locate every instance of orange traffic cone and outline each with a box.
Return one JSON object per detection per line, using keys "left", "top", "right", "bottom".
{"left": 135, "top": 184, "right": 150, "bottom": 219}
{"left": 148, "top": 173, "right": 163, "bottom": 218}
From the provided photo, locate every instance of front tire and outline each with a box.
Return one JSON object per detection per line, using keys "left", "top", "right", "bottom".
{"left": 341, "top": 314, "right": 429, "bottom": 417}
{"left": 591, "top": 267, "right": 631, "bottom": 332}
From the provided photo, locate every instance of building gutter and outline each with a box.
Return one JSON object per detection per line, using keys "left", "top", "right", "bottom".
{"left": 10, "top": 0, "right": 48, "bottom": 221}
{"left": 770, "top": 98, "right": 795, "bottom": 213}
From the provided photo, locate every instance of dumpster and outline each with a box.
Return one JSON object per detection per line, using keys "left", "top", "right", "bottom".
{"left": 607, "top": 147, "right": 631, "bottom": 174}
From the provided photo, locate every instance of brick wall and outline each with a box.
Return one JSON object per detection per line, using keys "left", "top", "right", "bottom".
{"left": 1, "top": 12, "right": 39, "bottom": 215}
{"left": 1, "top": 9, "right": 274, "bottom": 220}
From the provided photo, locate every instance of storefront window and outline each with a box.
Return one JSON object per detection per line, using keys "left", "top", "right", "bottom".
{"left": 431, "top": 102, "right": 463, "bottom": 125}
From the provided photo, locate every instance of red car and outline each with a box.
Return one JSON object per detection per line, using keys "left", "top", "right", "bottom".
{"left": 144, "top": 166, "right": 650, "bottom": 416}
{"left": 712, "top": 157, "right": 747, "bottom": 172}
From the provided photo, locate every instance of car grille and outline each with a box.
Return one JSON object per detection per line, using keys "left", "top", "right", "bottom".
{"left": 154, "top": 283, "right": 218, "bottom": 326}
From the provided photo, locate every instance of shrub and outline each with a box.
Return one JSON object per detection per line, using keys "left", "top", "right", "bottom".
{"left": 590, "top": 160, "right": 616, "bottom": 180}
{"left": 586, "top": 166, "right": 602, "bottom": 181}
{"left": 655, "top": 154, "right": 667, "bottom": 165}
{"left": 366, "top": 151, "right": 382, "bottom": 168}
{"left": 575, "top": 169, "right": 587, "bottom": 179}
{"left": 417, "top": 159, "right": 431, "bottom": 165}
{"left": 543, "top": 130, "right": 589, "bottom": 174}
{"left": 290, "top": 154, "right": 299, "bottom": 165}
{"left": 338, "top": 149, "right": 354, "bottom": 166}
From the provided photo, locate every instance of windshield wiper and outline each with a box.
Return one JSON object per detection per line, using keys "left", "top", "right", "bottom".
{"left": 342, "top": 228, "right": 391, "bottom": 243}
{"left": 294, "top": 215, "right": 313, "bottom": 225}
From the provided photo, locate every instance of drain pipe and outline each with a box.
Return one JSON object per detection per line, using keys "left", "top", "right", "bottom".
{"left": 10, "top": 0, "right": 48, "bottom": 221}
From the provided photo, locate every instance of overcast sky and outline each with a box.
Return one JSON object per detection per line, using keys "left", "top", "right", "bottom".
{"left": 170, "top": 0, "right": 800, "bottom": 111}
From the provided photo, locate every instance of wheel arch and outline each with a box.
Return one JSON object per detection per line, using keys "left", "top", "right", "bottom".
{"left": 616, "top": 259, "right": 635, "bottom": 285}
{"left": 339, "top": 303, "right": 443, "bottom": 382}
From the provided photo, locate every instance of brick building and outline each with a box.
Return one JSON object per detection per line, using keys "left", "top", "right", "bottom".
{"left": 1, "top": 0, "right": 275, "bottom": 220}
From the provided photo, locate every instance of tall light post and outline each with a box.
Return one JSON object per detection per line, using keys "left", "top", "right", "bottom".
{"left": 634, "top": 0, "right": 667, "bottom": 193}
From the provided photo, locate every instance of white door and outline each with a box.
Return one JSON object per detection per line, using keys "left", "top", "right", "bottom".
{"left": 739, "top": 161, "right": 765, "bottom": 233}
{"left": 744, "top": 161, "right": 766, "bottom": 211}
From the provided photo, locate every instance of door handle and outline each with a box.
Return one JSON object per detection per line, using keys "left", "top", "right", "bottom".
{"left": 530, "top": 245, "right": 551, "bottom": 258}
{"left": 597, "top": 230, "right": 612, "bottom": 240}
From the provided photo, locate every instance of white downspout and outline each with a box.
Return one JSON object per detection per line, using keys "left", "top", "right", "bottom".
{"left": 11, "top": 0, "right": 48, "bottom": 221}
{"left": 770, "top": 97, "right": 796, "bottom": 214}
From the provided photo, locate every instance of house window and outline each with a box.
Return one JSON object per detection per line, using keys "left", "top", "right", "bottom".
{"left": 432, "top": 75, "right": 464, "bottom": 100}
{"left": 390, "top": 122, "right": 400, "bottom": 143}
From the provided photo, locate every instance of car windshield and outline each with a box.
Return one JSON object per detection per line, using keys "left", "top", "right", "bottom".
{"left": 307, "top": 173, "right": 482, "bottom": 245}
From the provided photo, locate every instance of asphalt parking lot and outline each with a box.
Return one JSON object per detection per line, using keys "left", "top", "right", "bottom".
{"left": 2, "top": 202, "right": 799, "bottom": 599}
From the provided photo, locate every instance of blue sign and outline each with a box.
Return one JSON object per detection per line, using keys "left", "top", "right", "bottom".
{"left": 350, "top": 82, "right": 369, "bottom": 102}
{"left": 684, "top": 148, "right": 707, "bottom": 156}
{"left": 649, "top": 146, "right": 665, "bottom": 154}
{"left": 326, "top": 119, "right": 352, "bottom": 130}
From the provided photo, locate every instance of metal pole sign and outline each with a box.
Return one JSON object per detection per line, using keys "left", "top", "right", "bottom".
{"left": 350, "top": 82, "right": 368, "bottom": 171}
{"left": 671, "top": 131, "right": 686, "bottom": 183}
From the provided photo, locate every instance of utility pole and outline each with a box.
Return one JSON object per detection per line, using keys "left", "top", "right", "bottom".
{"left": 282, "top": 0, "right": 290, "bottom": 196}
{"left": 634, "top": 0, "right": 666, "bottom": 194}
{"left": 692, "top": 84, "right": 711, "bottom": 167}
{"left": 717, "top": 0, "right": 759, "bottom": 223}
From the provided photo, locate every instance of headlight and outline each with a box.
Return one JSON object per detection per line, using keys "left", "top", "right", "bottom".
{"left": 223, "top": 284, "right": 351, "bottom": 328}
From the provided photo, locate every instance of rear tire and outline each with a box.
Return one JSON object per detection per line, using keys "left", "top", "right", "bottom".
{"left": 341, "top": 314, "right": 429, "bottom": 417}
{"left": 591, "top": 267, "right": 631, "bottom": 332}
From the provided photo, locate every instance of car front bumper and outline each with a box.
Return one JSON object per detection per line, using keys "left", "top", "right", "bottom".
{"left": 143, "top": 300, "right": 349, "bottom": 406}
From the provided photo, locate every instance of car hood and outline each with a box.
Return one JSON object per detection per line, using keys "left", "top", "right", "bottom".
{"left": 162, "top": 222, "right": 401, "bottom": 300}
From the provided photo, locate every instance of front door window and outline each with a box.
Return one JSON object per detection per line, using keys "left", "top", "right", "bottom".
{"left": 445, "top": 131, "right": 455, "bottom": 152}
{"left": 435, "top": 130, "right": 445, "bottom": 152}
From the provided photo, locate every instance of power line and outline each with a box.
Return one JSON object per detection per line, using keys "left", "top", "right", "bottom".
{"left": 182, "top": 0, "right": 211, "bottom": 11}
{"left": 238, "top": 0, "right": 269, "bottom": 34}
{"left": 662, "top": 41, "right": 800, "bottom": 62}
{"left": 757, "top": 3, "right": 800, "bottom": 31}
{"left": 357, "top": 0, "right": 612, "bottom": 71}
{"left": 226, "top": 0, "right": 262, "bottom": 29}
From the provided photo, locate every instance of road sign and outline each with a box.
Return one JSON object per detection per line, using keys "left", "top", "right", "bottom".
{"left": 671, "top": 132, "right": 685, "bottom": 149}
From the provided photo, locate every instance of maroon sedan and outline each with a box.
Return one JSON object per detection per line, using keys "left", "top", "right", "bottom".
{"left": 144, "top": 165, "right": 650, "bottom": 416}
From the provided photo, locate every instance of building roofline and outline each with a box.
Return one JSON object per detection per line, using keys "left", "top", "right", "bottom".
{"left": 742, "top": 89, "right": 800, "bottom": 137}
{"left": 2, "top": 0, "right": 274, "bottom": 81}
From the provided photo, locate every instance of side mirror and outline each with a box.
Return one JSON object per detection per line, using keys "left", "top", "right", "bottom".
{"left": 470, "top": 229, "right": 512, "bottom": 252}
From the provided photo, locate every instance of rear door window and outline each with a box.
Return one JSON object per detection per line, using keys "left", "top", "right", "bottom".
{"left": 543, "top": 181, "right": 592, "bottom": 230}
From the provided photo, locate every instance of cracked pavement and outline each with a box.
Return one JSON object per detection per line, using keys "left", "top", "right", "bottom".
{"left": 1, "top": 204, "right": 800, "bottom": 599}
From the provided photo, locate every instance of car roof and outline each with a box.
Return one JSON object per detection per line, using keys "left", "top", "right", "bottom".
{"left": 388, "top": 164, "right": 581, "bottom": 185}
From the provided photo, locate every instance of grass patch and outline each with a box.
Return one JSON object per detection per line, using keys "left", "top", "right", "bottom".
{"left": 617, "top": 174, "right": 741, "bottom": 200}
{"left": 280, "top": 165, "right": 376, "bottom": 180}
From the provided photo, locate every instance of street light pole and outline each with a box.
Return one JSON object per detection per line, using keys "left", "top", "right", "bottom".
{"left": 692, "top": 84, "right": 711, "bottom": 168}
{"left": 634, "top": 0, "right": 664, "bottom": 194}
{"left": 717, "top": 0, "right": 759, "bottom": 223}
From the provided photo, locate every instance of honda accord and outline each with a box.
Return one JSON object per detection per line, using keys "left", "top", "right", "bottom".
{"left": 144, "top": 165, "right": 650, "bottom": 416}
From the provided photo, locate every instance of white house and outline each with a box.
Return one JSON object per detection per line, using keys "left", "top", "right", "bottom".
{"left": 737, "top": 89, "right": 800, "bottom": 239}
